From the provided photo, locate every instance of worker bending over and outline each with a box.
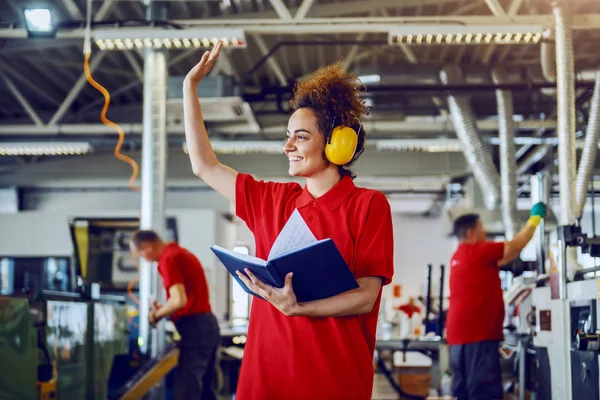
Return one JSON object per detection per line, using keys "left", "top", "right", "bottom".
{"left": 130, "top": 230, "right": 221, "bottom": 400}
{"left": 446, "top": 202, "right": 547, "bottom": 400}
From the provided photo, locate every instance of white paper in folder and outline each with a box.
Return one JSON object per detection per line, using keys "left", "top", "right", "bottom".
{"left": 268, "top": 209, "right": 317, "bottom": 260}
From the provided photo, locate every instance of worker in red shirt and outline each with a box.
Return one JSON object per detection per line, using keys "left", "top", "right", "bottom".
{"left": 130, "top": 230, "right": 220, "bottom": 400}
{"left": 446, "top": 202, "right": 547, "bottom": 399}
{"left": 181, "top": 41, "right": 394, "bottom": 399}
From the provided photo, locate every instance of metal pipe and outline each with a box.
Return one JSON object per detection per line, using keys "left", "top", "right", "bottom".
{"left": 0, "top": 119, "right": 561, "bottom": 136}
{"left": 438, "top": 264, "right": 445, "bottom": 336}
{"left": 516, "top": 145, "right": 552, "bottom": 175}
{"left": 531, "top": 173, "right": 548, "bottom": 275}
{"left": 518, "top": 338, "right": 526, "bottom": 400}
{"left": 424, "top": 264, "right": 432, "bottom": 334}
{"left": 245, "top": 81, "right": 598, "bottom": 100}
{"left": 558, "top": 238, "right": 568, "bottom": 300}
{"left": 574, "top": 71, "right": 600, "bottom": 217}
{"left": 574, "top": 264, "right": 600, "bottom": 280}
{"left": 440, "top": 64, "right": 500, "bottom": 210}
{"left": 492, "top": 66, "right": 519, "bottom": 239}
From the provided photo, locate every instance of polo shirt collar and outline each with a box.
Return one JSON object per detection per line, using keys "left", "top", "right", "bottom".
{"left": 159, "top": 242, "right": 177, "bottom": 263}
{"left": 296, "top": 176, "right": 355, "bottom": 210}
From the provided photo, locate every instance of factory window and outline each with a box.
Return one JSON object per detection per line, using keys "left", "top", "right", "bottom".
{"left": 0, "top": 258, "right": 14, "bottom": 295}
{"left": 0, "top": 257, "right": 72, "bottom": 294}
{"left": 230, "top": 246, "right": 251, "bottom": 325}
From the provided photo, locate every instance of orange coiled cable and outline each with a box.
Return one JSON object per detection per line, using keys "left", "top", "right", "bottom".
{"left": 84, "top": 51, "right": 142, "bottom": 328}
{"left": 83, "top": 52, "right": 141, "bottom": 192}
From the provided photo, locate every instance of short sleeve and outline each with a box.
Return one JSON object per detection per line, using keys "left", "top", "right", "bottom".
{"left": 481, "top": 241, "right": 505, "bottom": 265}
{"left": 354, "top": 192, "right": 394, "bottom": 285}
{"left": 235, "top": 173, "right": 300, "bottom": 233}
{"left": 160, "top": 254, "right": 185, "bottom": 290}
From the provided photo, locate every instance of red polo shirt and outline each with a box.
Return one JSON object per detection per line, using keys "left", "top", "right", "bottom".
{"left": 235, "top": 173, "right": 394, "bottom": 400}
{"left": 158, "top": 243, "right": 211, "bottom": 322}
{"left": 446, "top": 241, "right": 505, "bottom": 345}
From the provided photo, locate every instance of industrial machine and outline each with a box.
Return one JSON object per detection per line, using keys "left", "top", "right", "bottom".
{"left": 0, "top": 217, "right": 169, "bottom": 400}
{"left": 0, "top": 291, "right": 129, "bottom": 400}
{"left": 530, "top": 223, "right": 600, "bottom": 400}
{"left": 569, "top": 281, "right": 600, "bottom": 399}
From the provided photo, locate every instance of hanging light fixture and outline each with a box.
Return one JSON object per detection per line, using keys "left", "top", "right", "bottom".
{"left": 388, "top": 25, "right": 547, "bottom": 46}
{"left": 94, "top": 27, "right": 247, "bottom": 51}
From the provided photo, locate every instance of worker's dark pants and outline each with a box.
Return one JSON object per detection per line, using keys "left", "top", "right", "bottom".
{"left": 450, "top": 340, "right": 503, "bottom": 400}
{"left": 174, "top": 312, "right": 221, "bottom": 400}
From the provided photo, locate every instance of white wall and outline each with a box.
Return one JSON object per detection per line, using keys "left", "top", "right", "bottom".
{"left": 388, "top": 214, "right": 455, "bottom": 303}
{"left": 21, "top": 189, "right": 231, "bottom": 213}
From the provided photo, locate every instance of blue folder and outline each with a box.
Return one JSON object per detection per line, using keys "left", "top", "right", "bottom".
{"left": 211, "top": 238, "right": 359, "bottom": 302}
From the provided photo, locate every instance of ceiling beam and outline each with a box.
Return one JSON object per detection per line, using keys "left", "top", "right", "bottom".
{"left": 124, "top": 51, "right": 143, "bottom": 81}
{"left": 295, "top": 0, "right": 316, "bottom": 20}
{"left": 507, "top": 0, "right": 524, "bottom": 16}
{"left": 451, "top": 0, "right": 482, "bottom": 16}
{"left": 61, "top": 0, "right": 84, "bottom": 19}
{"left": 0, "top": 119, "right": 560, "bottom": 136}
{"left": 267, "top": 0, "right": 293, "bottom": 20}
{"left": 2, "top": 15, "right": 600, "bottom": 38}
{"left": 95, "top": 0, "right": 116, "bottom": 21}
{"left": 342, "top": 32, "right": 366, "bottom": 71}
{"left": 48, "top": 52, "right": 107, "bottom": 126}
{"left": 252, "top": 34, "right": 288, "bottom": 86}
{"left": 77, "top": 80, "right": 141, "bottom": 113}
{"left": 225, "top": 0, "right": 453, "bottom": 19}
{"left": 6, "top": 0, "right": 21, "bottom": 16}
{"left": 1, "top": 72, "right": 44, "bottom": 125}
{"left": 217, "top": 49, "right": 241, "bottom": 81}
{"left": 0, "top": 59, "right": 62, "bottom": 106}
{"left": 483, "top": 0, "right": 507, "bottom": 16}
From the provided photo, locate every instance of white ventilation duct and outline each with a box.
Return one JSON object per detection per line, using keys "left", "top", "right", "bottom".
{"left": 553, "top": 1, "right": 581, "bottom": 279}
{"left": 440, "top": 65, "right": 500, "bottom": 210}
{"left": 492, "top": 66, "right": 519, "bottom": 239}
{"left": 574, "top": 71, "right": 600, "bottom": 218}
{"left": 541, "top": 37, "right": 556, "bottom": 83}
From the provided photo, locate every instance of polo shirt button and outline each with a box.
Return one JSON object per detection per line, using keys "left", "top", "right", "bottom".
{"left": 308, "top": 216, "right": 314, "bottom": 221}
{"left": 311, "top": 202, "right": 317, "bottom": 207}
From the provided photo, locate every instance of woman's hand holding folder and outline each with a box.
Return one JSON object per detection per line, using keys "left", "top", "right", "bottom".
{"left": 237, "top": 269, "right": 298, "bottom": 316}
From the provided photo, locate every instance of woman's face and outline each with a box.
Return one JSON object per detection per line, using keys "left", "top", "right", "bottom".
{"left": 284, "top": 108, "right": 330, "bottom": 177}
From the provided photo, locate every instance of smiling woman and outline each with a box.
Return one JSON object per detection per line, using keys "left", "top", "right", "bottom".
{"left": 183, "top": 41, "right": 394, "bottom": 400}
{"left": 287, "top": 62, "right": 368, "bottom": 179}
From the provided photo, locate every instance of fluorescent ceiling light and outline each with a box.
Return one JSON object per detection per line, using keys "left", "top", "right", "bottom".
{"left": 355, "top": 176, "right": 451, "bottom": 191}
{"left": 23, "top": 8, "right": 54, "bottom": 37}
{"left": 0, "top": 142, "right": 92, "bottom": 156}
{"left": 183, "top": 141, "right": 283, "bottom": 155}
{"left": 94, "top": 28, "right": 246, "bottom": 51}
{"left": 358, "top": 74, "right": 381, "bottom": 84}
{"left": 388, "top": 25, "right": 546, "bottom": 46}
{"left": 375, "top": 139, "right": 462, "bottom": 153}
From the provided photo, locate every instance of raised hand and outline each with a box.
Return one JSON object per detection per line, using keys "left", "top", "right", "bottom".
{"left": 184, "top": 40, "right": 223, "bottom": 87}
{"left": 530, "top": 202, "right": 547, "bottom": 218}
{"left": 527, "top": 202, "right": 547, "bottom": 227}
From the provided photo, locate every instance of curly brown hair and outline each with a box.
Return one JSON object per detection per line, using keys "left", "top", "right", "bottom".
{"left": 289, "top": 61, "right": 368, "bottom": 179}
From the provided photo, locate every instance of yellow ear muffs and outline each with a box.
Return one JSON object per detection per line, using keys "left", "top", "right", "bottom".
{"left": 324, "top": 125, "right": 358, "bottom": 166}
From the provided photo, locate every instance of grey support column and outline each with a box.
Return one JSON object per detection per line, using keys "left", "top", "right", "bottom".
{"left": 138, "top": 0, "right": 168, "bottom": 361}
